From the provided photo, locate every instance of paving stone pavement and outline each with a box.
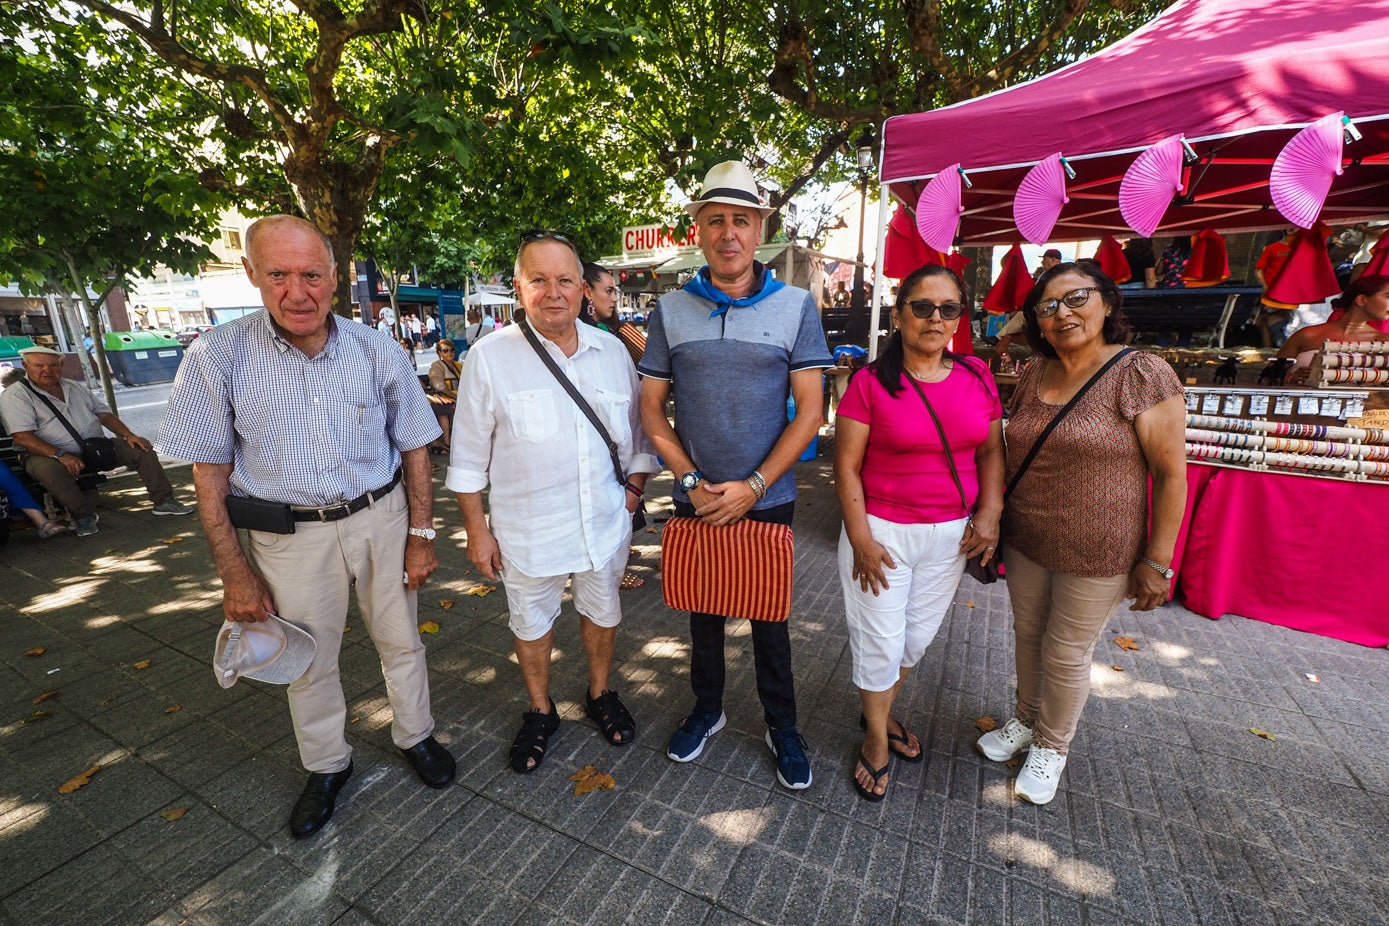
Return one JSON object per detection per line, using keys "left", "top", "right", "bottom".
{"left": 2, "top": 443, "right": 1387, "bottom": 926}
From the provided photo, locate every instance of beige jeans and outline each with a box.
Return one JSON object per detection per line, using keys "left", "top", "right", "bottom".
{"left": 248, "top": 485, "right": 433, "bottom": 773}
{"left": 1003, "top": 546, "right": 1129, "bottom": 753}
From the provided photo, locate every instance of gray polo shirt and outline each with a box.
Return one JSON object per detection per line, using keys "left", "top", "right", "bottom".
{"left": 638, "top": 277, "right": 832, "bottom": 509}
{"left": 0, "top": 379, "right": 109, "bottom": 453}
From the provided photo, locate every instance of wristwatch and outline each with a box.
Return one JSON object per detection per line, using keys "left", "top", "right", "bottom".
{"left": 679, "top": 471, "right": 704, "bottom": 492}
{"left": 1140, "top": 556, "right": 1175, "bottom": 580}
{"left": 52, "top": 450, "right": 66, "bottom": 459}
{"left": 407, "top": 527, "right": 437, "bottom": 541}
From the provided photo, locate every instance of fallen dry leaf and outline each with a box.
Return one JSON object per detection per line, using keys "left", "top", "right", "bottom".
{"left": 438, "top": 599, "right": 455, "bottom": 609}
{"left": 160, "top": 807, "right": 189, "bottom": 822}
{"left": 1005, "top": 755, "right": 1023, "bottom": 772}
{"left": 575, "top": 773, "right": 616, "bottom": 795}
{"left": 58, "top": 765, "right": 101, "bottom": 794}
{"left": 975, "top": 716, "right": 997, "bottom": 733}
{"left": 164, "top": 705, "right": 181, "bottom": 714}
{"left": 1111, "top": 665, "right": 1124, "bottom": 672}
{"left": 1114, "top": 636, "right": 1140, "bottom": 651}
{"left": 24, "top": 647, "right": 46, "bottom": 657}
{"left": 23, "top": 709, "right": 51, "bottom": 725}
{"left": 32, "top": 690, "right": 58, "bottom": 704}
{"left": 570, "top": 765, "right": 616, "bottom": 795}
{"left": 464, "top": 586, "right": 495, "bottom": 597}
{"left": 161, "top": 537, "right": 184, "bottom": 545}
{"left": 963, "top": 601, "right": 977, "bottom": 608}
{"left": 133, "top": 659, "right": 152, "bottom": 670}
{"left": 418, "top": 620, "right": 440, "bottom": 635}
{"left": 349, "top": 716, "right": 361, "bottom": 724}
{"left": 1249, "top": 728, "right": 1277, "bottom": 742}
{"left": 343, "top": 626, "right": 352, "bottom": 633}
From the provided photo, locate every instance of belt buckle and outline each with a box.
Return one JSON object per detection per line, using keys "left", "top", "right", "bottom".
{"left": 320, "top": 503, "right": 352, "bottom": 522}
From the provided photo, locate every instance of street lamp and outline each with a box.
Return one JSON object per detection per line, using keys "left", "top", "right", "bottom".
{"left": 850, "top": 129, "right": 876, "bottom": 342}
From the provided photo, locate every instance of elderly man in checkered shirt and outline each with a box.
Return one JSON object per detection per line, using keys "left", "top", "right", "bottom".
{"left": 161, "top": 215, "right": 455, "bottom": 840}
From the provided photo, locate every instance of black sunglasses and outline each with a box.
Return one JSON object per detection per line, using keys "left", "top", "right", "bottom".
{"left": 905, "top": 299, "right": 965, "bottom": 320}
{"left": 520, "top": 229, "right": 574, "bottom": 245}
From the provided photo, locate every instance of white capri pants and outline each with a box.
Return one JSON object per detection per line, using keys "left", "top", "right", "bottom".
{"left": 838, "top": 514, "right": 969, "bottom": 691}
{"left": 501, "top": 537, "right": 628, "bottom": 642}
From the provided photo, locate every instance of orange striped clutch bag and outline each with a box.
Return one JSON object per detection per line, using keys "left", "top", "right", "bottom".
{"left": 661, "top": 517, "right": 795, "bottom": 622}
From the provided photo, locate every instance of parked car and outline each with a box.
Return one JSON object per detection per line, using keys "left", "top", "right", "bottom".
{"left": 175, "top": 325, "right": 214, "bottom": 347}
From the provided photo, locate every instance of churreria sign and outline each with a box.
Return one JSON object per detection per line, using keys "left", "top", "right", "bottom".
{"left": 622, "top": 224, "right": 701, "bottom": 257}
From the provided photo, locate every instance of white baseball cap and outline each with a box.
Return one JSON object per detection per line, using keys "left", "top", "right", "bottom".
{"left": 17, "top": 345, "right": 62, "bottom": 356}
{"left": 213, "top": 614, "right": 317, "bottom": 689}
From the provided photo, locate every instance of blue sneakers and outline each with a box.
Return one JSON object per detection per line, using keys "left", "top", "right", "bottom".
{"left": 667, "top": 711, "right": 725, "bottom": 762}
{"left": 765, "top": 727, "right": 813, "bottom": 790}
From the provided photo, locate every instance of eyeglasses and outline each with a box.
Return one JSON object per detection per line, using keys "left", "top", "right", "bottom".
{"left": 520, "top": 229, "right": 574, "bottom": 245}
{"left": 1036, "top": 287, "right": 1096, "bottom": 318}
{"left": 905, "top": 300, "right": 965, "bottom": 320}
{"left": 437, "top": 346, "right": 454, "bottom": 352}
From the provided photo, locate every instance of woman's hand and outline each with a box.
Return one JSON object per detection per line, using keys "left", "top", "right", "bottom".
{"left": 850, "top": 534, "right": 896, "bottom": 596}
{"left": 960, "top": 509, "right": 1001, "bottom": 565}
{"left": 1126, "top": 563, "right": 1170, "bottom": 611}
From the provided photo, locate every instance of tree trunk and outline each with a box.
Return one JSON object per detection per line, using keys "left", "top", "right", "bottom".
{"left": 284, "top": 149, "right": 386, "bottom": 320}
{"left": 62, "top": 253, "right": 119, "bottom": 413}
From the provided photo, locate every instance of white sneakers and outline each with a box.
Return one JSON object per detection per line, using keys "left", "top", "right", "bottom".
{"left": 1014, "top": 746, "right": 1067, "bottom": 805}
{"left": 976, "top": 718, "right": 1066, "bottom": 805}
{"left": 975, "top": 718, "right": 1033, "bottom": 761}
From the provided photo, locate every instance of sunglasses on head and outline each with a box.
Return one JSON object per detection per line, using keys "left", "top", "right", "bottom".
{"left": 1035, "top": 287, "right": 1096, "bottom": 318}
{"left": 905, "top": 299, "right": 965, "bottom": 320}
{"left": 520, "top": 229, "right": 574, "bottom": 245}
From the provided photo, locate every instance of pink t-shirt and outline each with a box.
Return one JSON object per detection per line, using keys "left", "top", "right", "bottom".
{"left": 837, "top": 357, "right": 1002, "bottom": 524}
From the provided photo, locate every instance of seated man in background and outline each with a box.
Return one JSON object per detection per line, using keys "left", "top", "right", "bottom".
{"left": 0, "top": 346, "right": 191, "bottom": 536}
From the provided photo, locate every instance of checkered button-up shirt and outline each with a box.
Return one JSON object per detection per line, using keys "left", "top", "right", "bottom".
{"left": 160, "top": 311, "right": 441, "bottom": 506}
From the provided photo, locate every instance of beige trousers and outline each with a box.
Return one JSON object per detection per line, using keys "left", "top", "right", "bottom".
{"left": 247, "top": 485, "right": 433, "bottom": 773}
{"left": 1003, "top": 546, "right": 1129, "bottom": 753}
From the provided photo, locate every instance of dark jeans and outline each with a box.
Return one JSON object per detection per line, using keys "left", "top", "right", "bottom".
{"left": 674, "top": 499, "right": 798, "bottom": 731}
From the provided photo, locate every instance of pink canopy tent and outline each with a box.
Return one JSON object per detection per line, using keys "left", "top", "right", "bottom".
{"left": 878, "top": 0, "right": 1389, "bottom": 248}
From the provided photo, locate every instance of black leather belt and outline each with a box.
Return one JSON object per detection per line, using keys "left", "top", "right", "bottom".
{"left": 291, "top": 469, "right": 402, "bottom": 522}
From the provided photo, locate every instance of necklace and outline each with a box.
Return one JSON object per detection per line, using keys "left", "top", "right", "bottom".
{"left": 906, "top": 365, "right": 947, "bottom": 382}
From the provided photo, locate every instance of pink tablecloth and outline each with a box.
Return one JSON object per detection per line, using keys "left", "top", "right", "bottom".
{"left": 1176, "top": 463, "right": 1389, "bottom": 647}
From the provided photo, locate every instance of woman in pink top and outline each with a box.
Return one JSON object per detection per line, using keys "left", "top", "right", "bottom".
{"left": 976, "top": 262, "right": 1186, "bottom": 806}
{"left": 835, "top": 264, "right": 1005, "bottom": 801}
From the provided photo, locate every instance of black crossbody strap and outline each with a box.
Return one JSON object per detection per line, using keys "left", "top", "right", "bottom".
{"left": 518, "top": 319, "right": 626, "bottom": 487}
{"left": 905, "top": 374, "right": 972, "bottom": 522}
{"left": 21, "top": 379, "right": 86, "bottom": 449}
{"left": 1006, "top": 347, "right": 1133, "bottom": 497}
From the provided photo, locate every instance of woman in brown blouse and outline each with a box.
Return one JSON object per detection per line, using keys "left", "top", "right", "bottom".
{"left": 976, "top": 262, "right": 1186, "bottom": 806}
{"left": 427, "top": 339, "right": 461, "bottom": 454}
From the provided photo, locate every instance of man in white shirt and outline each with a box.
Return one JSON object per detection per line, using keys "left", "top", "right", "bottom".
{"left": 461, "top": 308, "right": 492, "bottom": 349}
{"left": 448, "top": 232, "right": 657, "bottom": 774}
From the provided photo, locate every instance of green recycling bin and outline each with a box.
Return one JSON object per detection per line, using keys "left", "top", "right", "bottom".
{"left": 0, "top": 336, "right": 37, "bottom": 368}
{"left": 101, "top": 330, "right": 184, "bottom": 386}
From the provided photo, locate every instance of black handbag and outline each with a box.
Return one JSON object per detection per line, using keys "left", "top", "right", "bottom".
{"left": 22, "top": 380, "right": 120, "bottom": 472}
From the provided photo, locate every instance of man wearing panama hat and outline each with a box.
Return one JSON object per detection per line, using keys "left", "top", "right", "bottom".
{"left": 638, "top": 160, "right": 833, "bottom": 789}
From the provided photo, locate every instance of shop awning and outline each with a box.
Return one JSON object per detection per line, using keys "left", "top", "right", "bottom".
{"left": 879, "top": 0, "right": 1389, "bottom": 244}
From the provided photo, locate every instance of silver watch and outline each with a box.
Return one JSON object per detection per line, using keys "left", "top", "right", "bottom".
{"left": 1141, "top": 556, "right": 1174, "bottom": 580}
{"left": 408, "top": 527, "right": 437, "bottom": 541}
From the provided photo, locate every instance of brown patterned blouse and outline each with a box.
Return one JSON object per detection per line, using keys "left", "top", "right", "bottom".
{"left": 1002, "top": 350, "right": 1183, "bottom": 577}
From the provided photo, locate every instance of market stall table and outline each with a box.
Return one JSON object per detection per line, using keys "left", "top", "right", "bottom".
{"left": 1173, "top": 462, "right": 1389, "bottom": 647}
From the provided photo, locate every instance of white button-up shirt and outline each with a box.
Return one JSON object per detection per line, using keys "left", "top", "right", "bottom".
{"left": 446, "top": 323, "right": 657, "bottom": 578}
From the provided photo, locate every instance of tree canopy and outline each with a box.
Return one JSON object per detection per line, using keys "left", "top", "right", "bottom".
{"left": 7, "top": 0, "right": 1168, "bottom": 305}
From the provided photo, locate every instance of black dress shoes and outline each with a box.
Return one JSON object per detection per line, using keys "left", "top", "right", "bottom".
{"left": 400, "top": 735, "right": 456, "bottom": 788}
{"left": 289, "top": 762, "right": 353, "bottom": 839}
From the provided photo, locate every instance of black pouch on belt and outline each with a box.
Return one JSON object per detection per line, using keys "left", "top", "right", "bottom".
{"left": 224, "top": 495, "right": 296, "bottom": 534}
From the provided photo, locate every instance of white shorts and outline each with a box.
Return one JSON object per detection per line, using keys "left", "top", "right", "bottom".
{"left": 838, "top": 515, "right": 969, "bottom": 691}
{"left": 502, "top": 547, "right": 627, "bottom": 642}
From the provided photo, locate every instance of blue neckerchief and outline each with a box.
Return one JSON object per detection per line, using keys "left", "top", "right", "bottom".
{"left": 682, "top": 261, "right": 785, "bottom": 317}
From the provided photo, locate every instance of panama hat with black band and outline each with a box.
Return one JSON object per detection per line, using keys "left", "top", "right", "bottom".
{"left": 684, "top": 161, "right": 777, "bottom": 220}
